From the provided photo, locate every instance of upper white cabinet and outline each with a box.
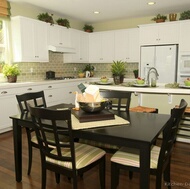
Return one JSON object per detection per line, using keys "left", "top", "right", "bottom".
{"left": 64, "top": 29, "right": 89, "bottom": 63}
{"left": 179, "top": 20, "right": 190, "bottom": 52}
{"left": 89, "top": 31, "right": 115, "bottom": 63}
{"left": 139, "top": 22, "right": 179, "bottom": 45}
{"left": 114, "top": 28, "right": 139, "bottom": 62}
{"left": 47, "top": 24, "right": 71, "bottom": 48}
{"left": 11, "top": 16, "right": 49, "bottom": 62}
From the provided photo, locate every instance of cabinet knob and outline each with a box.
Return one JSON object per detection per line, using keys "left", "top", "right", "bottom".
{"left": 48, "top": 95, "right": 53, "bottom": 97}
{"left": 27, "top": 88, "right": 32, "bottom": 91}
{"left": 48, "top": 86, "right": 52, "bottom": 88}
{"left": 1, "top": 91, "right": 7, "bottom": 94}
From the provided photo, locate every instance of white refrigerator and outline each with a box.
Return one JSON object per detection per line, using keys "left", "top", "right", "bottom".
{"left": 140, "top": 45, "right": 178, "bottom": 83}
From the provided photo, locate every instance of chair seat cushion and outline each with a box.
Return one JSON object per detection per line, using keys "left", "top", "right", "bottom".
{"left": 111, "top": 145, "right": 160, "bottom": 169}
{"left": 79, "top": 139, "right": 119, "bottom": 150}
{"left": 129, "top": 106, "right": 157, "bottom": 113}
{"left": 46, "top": 143, "right": 105, "bottom": 169}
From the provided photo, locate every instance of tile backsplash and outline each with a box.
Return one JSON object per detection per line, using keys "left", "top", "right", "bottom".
{"left": 10, "top": 52, "right": 139, "bottom": 82}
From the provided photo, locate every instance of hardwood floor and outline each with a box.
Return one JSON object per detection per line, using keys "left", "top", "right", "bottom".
{"left": 0, "top": 129, "right": 190, "bottom": 189}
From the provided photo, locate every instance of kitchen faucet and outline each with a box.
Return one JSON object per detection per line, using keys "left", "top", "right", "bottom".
{"left": 146, "top": 67, "right": 159, "bottom": 86}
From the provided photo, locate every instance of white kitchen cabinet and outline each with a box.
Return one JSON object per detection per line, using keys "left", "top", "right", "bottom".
{"left": 89, "top": 31, "right": 115, "bottom": 63}
{"left": 0, "top": 88, "right": 19, "bottom": 133}
{"left": 139, "top": 22, "right": 179, "bottom": 45}
{"left": 114, "top": 28, "right": 139, "bottom": 62}
{"left": 64, "top": 29, "right": 89, "bottom": 63}
{"left": 11, "top": 16, "right": 49, "bottom": 62}
{"left": 47, "top": 24, "right": 71, "bottom": 48}
{"left": 179, "top": 20, "right": 190, "bottom": 52}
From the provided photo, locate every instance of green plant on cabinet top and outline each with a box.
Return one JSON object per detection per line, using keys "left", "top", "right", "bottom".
{"left": 83, "top": 24, "right": 94, "bottom": 32}
{"left": 179, "top": 10, "right": 190, "bottom": 20}
{"left": 151, "top": 14, "right": 167, "bottom": 23}
{"left": 56, "top": 18, "right": 70, "bottom": 28}
{"left": 37, "top": 12, "right": 54, "bottom": 24}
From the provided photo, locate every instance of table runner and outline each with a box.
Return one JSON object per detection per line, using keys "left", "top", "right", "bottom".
{"left": 71, "top": 114, "right": 129, "bottom": 130}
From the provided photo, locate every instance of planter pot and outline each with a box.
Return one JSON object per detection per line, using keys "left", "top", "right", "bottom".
{"left": 78, "top": 73, "right": 85, "bottom": 78}
{"left": 133, "top": 71, "right": 138, "bottom": 78}
{"left": 155, "top": 19, "right": 165, "bottom": 23}
{"left": 113, "top": 75, "right": 124, "bottom": 85}
{"left": 7, "top": 75, "right": 17, "bottom": 83}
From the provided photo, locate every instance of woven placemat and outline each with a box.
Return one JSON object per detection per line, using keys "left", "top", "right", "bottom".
{"left": 71, "top": 114, "right": 129, "bottom": 130}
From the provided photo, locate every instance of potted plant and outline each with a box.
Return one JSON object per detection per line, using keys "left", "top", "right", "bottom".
{"left": 83, "top": 64, "right": 95, "bottom": 77}
{"left": 37, "top": 12, "right": 54, "bottom": 24}
{"left": 83, "top": 24, "right": 94, "bottom": 33}
{"left": 2, "top": 64, "right": 21, "bottom": 83}
{"left": 111, "top": 60, "right": 126, "bottom": 84}
{"left": 133, "top": 69, "right": 138, "bottom": 78}
{"left": 179, "top": 10, "right": 190, "bottom": 20}
{"left": 56, "top": 18, "right": 70, "bottom": 28}
{"left": 151, "top": 14, "right": 167, "bottom": 23}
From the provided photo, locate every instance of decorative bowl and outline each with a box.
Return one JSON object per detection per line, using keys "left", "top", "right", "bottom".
{"left": 136, "top": 79, "right": 145, "bottom": 84}
{"left": 78, "top": 98, "right": 109, "bottom": 113}
{"left": 100, "top": 77, "right": 109, "bottom": 83}
{"left": 184, "top": 80, "right": 190, "bottom": 86}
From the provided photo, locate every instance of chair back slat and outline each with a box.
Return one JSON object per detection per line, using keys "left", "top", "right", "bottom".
{"left": 158, "top": 99, "right": 187, "bottom": 170}
{"left": 16, "top": 91, "right": 47, "bottom": 113}
{"left": 100, "top": 90, "right": 131, "bottom": 112}
{"left": 29, "top": 106, "right": 76, "bottom": 165}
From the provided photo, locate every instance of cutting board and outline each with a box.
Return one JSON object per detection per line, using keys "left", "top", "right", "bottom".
{"left": 72, "top": 109, "right": 115, "bottom": 123}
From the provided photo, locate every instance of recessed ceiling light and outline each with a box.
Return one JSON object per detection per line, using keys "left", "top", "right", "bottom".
{"left": 148, "top": 2, "right": 156, "bottom": 5}
{"left": 94, "top": 11, "right": 100, "bottom": 14}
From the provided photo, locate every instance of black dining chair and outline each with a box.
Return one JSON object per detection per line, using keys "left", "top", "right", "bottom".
{"left": 29, "top": 106, "right": 106, "bottom": 189}
{"left": 16, "top": 91, "right": 47, "bottom": 175}
{"left": 110, "top": 99, "right": 187, "bottom": 189}
{"left": 80, "top": 90, "right": 132, "bottom": 153}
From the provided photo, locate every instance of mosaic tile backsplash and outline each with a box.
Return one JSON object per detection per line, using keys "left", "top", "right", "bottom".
{"left": 7, "top": 52, "right": 139, "bottom": 82}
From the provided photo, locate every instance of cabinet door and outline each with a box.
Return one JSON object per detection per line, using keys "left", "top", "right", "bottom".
{"left": 101, "top": 31, "right": 115, "bottom": 62}
{"left": 64, "top": 29, "right": 89, "bottom": 63}
{"left": 48, "top": 25, "right": 71, "bottom": 47}
{"left": 11, "top": 16, "right": 48, "bottom": 62}
{"left": 89, "top": 31, "right": 114, "bottom": 63}
{"left": 179, "top": 21, "right": 190, "bottom": 52}
{"left": 158, "top": 23, "right": 179, "bottom": 44}
{"left": 139, "top": 25, "right": 158, "bottom": 45}
{"left": 139, "top": 23, "right": 179, "bottom": 45}
{"left": 89, "top": 33, "right": 102, "bottom": 62}
{"left": 115, "top": 29, "right": 139, "bottom": 62}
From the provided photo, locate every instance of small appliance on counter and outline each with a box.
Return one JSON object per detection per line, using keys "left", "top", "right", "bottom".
{"left": 46, "top": 71, "right": 55, "bottom": 79}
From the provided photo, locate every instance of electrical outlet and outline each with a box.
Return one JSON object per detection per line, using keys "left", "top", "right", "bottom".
{"left": 74, "top": 67, "right": 77, "bottom": 71}
{"left": 30, "top": 68, "right": 33, "bottom": 73}
{"left": 94, "top": 66, "right": 96, "bottom": 71}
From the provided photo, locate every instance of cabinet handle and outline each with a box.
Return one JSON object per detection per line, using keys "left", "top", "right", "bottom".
{"left": 48, "top": 86, "right": 52, "bottom": 88}
{"left": 69, "top": 91, "right": 72, "bottom": 94}
{"left": 27, "top": 88, "right": 32, "bottom": 91}
{"left": 59, "top": 43, "right": 62, "bottom": 45}
{"left": 1, "top": 91, "right": 7, "bottom": 94}
{"left": 48, "top": 95, "right": 53, "bottom": 97}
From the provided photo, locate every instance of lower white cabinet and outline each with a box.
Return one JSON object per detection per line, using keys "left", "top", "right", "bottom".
{"left": 0, "top": 80, "right": 84, "bottom": 133}
{"left": 0, "top": 89, "right": 19, "bottom": 133}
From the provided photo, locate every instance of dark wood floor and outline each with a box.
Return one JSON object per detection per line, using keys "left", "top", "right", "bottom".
{"left": 0, "top": 129, "right": 190, "bottom": 189}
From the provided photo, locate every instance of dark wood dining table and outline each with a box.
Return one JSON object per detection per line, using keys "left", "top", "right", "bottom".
{"left": 10, "top": 103, "right": 170, "bottom": 189}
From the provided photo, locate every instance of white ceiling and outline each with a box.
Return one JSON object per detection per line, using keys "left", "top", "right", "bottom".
{"left": 9, "top": 0, "right": 190, "bottom": 23}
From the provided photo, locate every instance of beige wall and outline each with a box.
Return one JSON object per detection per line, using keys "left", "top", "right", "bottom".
{"left": 10, "top": 2, "right": 85, "bottom": 30}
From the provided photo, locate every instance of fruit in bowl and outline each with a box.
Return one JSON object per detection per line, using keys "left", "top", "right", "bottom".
{"left": 136, "top": 77, "right": 145, "bottom": 84}
{"left": 184, "top": 78, "right": 190, "bottom": 86}
{"left": 100, "top": 76, "right": 109, "bottom": 83}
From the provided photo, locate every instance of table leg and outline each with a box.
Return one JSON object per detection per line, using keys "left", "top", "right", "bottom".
{"left": 13, "top": 119, "right": 22, "bottom": 182}
{"left": 140, "top": 145, "right": 150, "bottom": 189}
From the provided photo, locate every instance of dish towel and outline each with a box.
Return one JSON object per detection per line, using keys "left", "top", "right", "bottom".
{"left": 71, "top": 114, "right": 129, "bottom": 130}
